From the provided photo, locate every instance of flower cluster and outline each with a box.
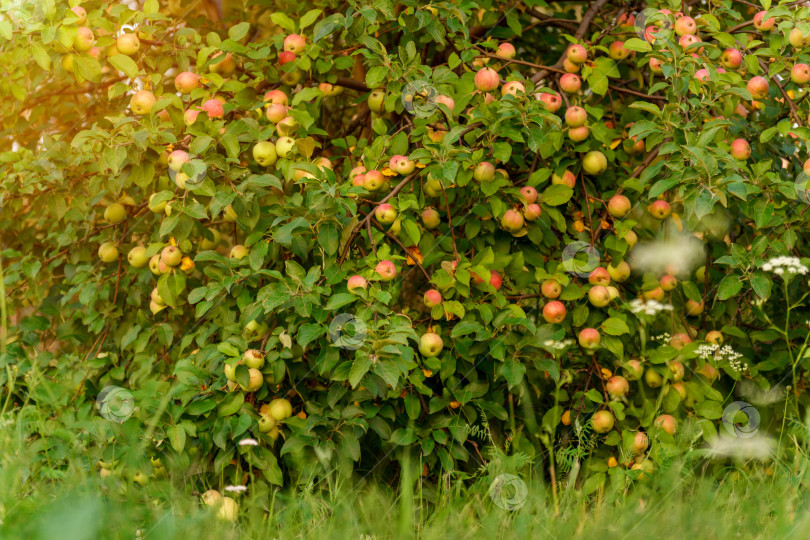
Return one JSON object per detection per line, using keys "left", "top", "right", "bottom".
{"left": 761, "top": 256, "right": 809, "bottom": 276}
{"left": 628, "top": 299, "right": 674, "bottom": 317}
{"left": 543, "top": 339, "right": 575, "bottom": 350}
{"left": 652, "top": 332, "right": 672, "bottom": 343}
{"left": 697, "top": 344, "right": 747, "bottom": 373}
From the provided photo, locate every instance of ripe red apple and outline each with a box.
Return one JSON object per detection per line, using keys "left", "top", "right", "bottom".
{"left": 175, "top": 72, "right": 199, "bottom": 94}
{"left": 588, "top": 267, "right": 611, "bottom": 286}
{"left": 474, "top": 67, "right": 500, "bottom": 92}
{"left": 564, "top": 106, "right": 587, "bottom": 128}
{"left": 375, "top": 203, "right": 397, "bottom": 225}
{"left": 161, "top": 245, "right": 182, "bottom": 267}
{"left": 678, "top": 34, "right": 701, "bottom": 52}
{"left": 642, "top": 287, "right": 665, "bottom": 301}
{"left": 649, "top": 57, "right": 664, "bottom": 75}
{"left": 496, "top": 42, "right": 516, "bottom": 59}
{"left": 591, "top": 410, "right": 614, "bottom": 433}
{"left": 519, "top": 186, "right": 538, "bottom": 204}
{"left": 747, "top": 76, "right": 769, "bottom": 99}
{"left": 753, "top": 11, "right": 775, "bottom": 31}
{"left": 375, "top": 260, "right": 397, "bottom": 281}
{"left": 203, "top": 98, "right": 224, "bottom": 118}
{"left": 559, "top": 73, "right": 581, "bottom": 94}
{"left": 660, "top": 274, "right": 678, "bottom": 291}
{"left": 791, "top": 63, "right": 810, "bottom": 85}
{"left": 283, "top": 34, "right": 307, "bottom": 54}
{"left": 582, "top": 151, "right": 607, "bottom": 175}
{"left": 654, "top": 414, "right": 677, "bottom": 435}
{"left": 608, "top": 41, "right": 631, "bottom": 61}
{"left": 632, "top": 431, "right": 649, "bottom": 454}
{"left": 730, "top": 138, "right": 751, "bottom": 160}
{"left": 264, "top": 89, "right": 289, "bottom": 106}
{"left": 698, "top": 364, "right": 719, "bottom": 381}
{"left": 670, "top": 333, "right": 691, "bottom": 350}
{"left": 562, "top": 57, "right": 580, "bottom": 73}
{"left": 647, "top": 200, "right": 671, "bottom": 219}
{"left": 720, "top": 48, "right": 742, "bottom": 69}
{"left": 552, "top": 170, "right": 576, "bottom": 188}
{"left": 474, "top": 161, "right": 496, "bottom": 182}
{"left": 607, "top": 194, "right": 631, "bottom": 218}
{"left": 669, "top": 360, "right": 685, "bottom": 381}
{"left": 566, "top": 44, "right": 587, "bottom": 64}
{"left": 168, "top": 150, "right": 190, "bottom": 172}
{"left": 537, "top": 92, "right": 562, "bottom": 112}
{"left": 694, "top": 69, "right": 709, "bottom": 83}
{"left": 568, "top": 126, "right": 589, "bottom": 142}
{"left": 624, "top": 359, "right": 643, "bottom": 381}
{"left": 674, "top": 16, "right": 697, "bottom": 36}
{"left": 424, "top": 289, "right": 442, "bottom": 307}
{"left": 265, "top": 103, "right": 288, "bottom": 123}
{"left": 606, "top": 376, "right": 629, "bottom": 398}
{"left": 422, "top": 208, "right": 440, "bottom": 229}
{"left": 436, "top": 94, "right": 455, "bottom": 113}
{"left": 71, "top": 6, "right": 87, "bottom": 24}
{"left": 130, "top": 90, "right": 156, "bottom": 115}
{"left": 278, "top": 50, "right": 296, "bottom": 65}
{"left": 542, "top": 301, "right": 566, "bottom": 324}
{"left": 541, "top": 279, "right": 561, "bottom": 299}
{"left": 347, "top": 275, "right": 367, "bottom": 292}
{"left": 501, "top": 209, "right": 525, "bottom": 232}
{"left": 578, "top": 328, "right": 600, "bottom": 349}
{"left": 523, "top": 203, "right": 542, "bottom": 221}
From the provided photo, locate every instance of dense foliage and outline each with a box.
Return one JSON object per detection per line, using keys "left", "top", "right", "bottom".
{"left": 4, "top": 0, "right": 810, "bottom": 510}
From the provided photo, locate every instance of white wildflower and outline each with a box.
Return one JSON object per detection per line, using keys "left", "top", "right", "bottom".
{"left": 629, "top": 299, "right": 673, "bottom": 316}
{"left": 238, "top": 438, "right": 259, "bottom": 446}
{"left": 762, "top": 256, "right": 808, "bottom": 276}
{"left": 225, "top": 485, "right": 248, "bottom": 493}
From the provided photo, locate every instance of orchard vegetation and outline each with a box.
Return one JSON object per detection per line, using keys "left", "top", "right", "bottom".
{"left": 4, "top": 0, "right": 810, "bottom": 536}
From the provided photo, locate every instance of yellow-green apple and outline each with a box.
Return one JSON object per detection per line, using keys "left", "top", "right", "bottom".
{"left": 624, "top": 359, "right": 643, "bottom": 380}
{"left": 375, "top": 260, "right": 397, "bottom": 281}
{"left": 243, "top": 349, "right": 265, "bottom": 369}
{"left": 104, "top": 202, "right": 127, "bottom": 224}
{"left": 117, "top": 33, "right": 140, "bottom": 55}
{"left": 632, "top": 431, "right": 649, "bottom": 454}
{"left": 608, "top": 260, "right": 631, "bottom": 282}
{"left": 424, "top": 289, "right": 442, "bottom": 307}
{"left": 258, "top": 413, "right": 276, "bottom": 433}
{"left": 276, "top": 116, "right": 299, "bottom": 136}
{"left": 347, "top": 275, "right": 367, "bottom": 293}
{"left": 705, "top": 330, "right": 723, "bottom": 345}
{"left": 502, "top": 81, "right": 525, "bottom": 97}
{"left": 419, "top": 332, "right": 444, "bottom": 357}
{"left": 474, "top": 161, "right": 495, "bottom": 182}
{"left": 747, "top": 76, "right": 769, "bottom": 99}
{"left": 542, "top": 300, "right": 566, "bottom": 323}
{"left": 582, "top": 151, "right": 607, "bottom": 175}
{"left": 150, "top": 287, "right": 165, "bottom": 306}
{"left": 230, "top": 245, "right": 249, "bottom": 259}
{"left": 501, "top": 209, "right": 525, "bottom": 232}
{"left": 98, "top": 242, "right": 118, "bottom": 263}
{"left": 161, "top": 245, "right": 182, "bottom": 267}
{"left": 74, "top": 27, "right": 94, "bottom": 52}
{"left": 669, "top": 360, "right": 685, "bottom": 381}
{"left": 168, "top": 150, "right": 189, "bottom": 172}
{"left": 422, "top": 208, "right": 440, "bottom": 229}
{"left": 148, "top": 254, "right": 161, "bottom": 275}
{"left": 276, "top": 136, "right": 295, "bottom": 158}
{"left": 253, "top": 141, "right": 277, "bottom": 167}
{"left": 130, "top": 90, "right": 156, "bottom": 115}
{"left": 390, "top": 155, "right": 415, "bottom": 175}
{"left": 791, "top": 63, "right": 810, "bottom": 84}
{"left": 364, "top": 170, "right": 385, "bottom": 191}
{"left": 201, "top": 490, "right": 223, "bottom": 507}
{"left": 609, "top": 41, "right": 631, "bottom": 60}
{"left": 209, "top": 51, "right": 236, "bottom": 76}
{"left": 685, "top": 299, "right": 704, "bottom": 316}
{"left": 588, "top": 285, "right": 611, "bottom": 307}
{"left": 645, "top": 368, "right": 663, "bottom": 388}
{"left": 217, "top": 497, "right": 238, "bottom": 521}
{"left": 127, "top": 246, "right": 149, "bottom": 268}
{"left": 267, "top": 398, "right": 293, "bottom": 420}
{"left": 367, "top": 89, "right": 385, "bottom": 113}
{"left": 591, "top": 410, "right": 614, "bottom": 433}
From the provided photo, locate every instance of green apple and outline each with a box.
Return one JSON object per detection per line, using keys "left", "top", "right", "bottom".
{"left": 104, "top": 203, "right": 127, "bottom": 225}
{"left": 117, "top": 33, "right": 140, "bottom": 56}
{"left": 127, "top": 246, "right": 149, "bottom": 268}
{"left": 130, "top": 90, "right": 156, "bottom": 115}
{"left": 267, "top": 398, "right": 293, "bottom": 421}
{"left": 149, "top": 194, "right": 168, "bottom": 213}
{"left": 243, "top": 349, "right": 265, "bottom": 369}
{"left": 253, "top": 141, "right": 277, "bottom": 167}
{"left": 240, "top": 368, "right": 264, "bottom": 392}
{"left": 230, "top": 245, "right": 250, "bottom": 259}
{"left": 98, "top": 242, "right": 119, "bottom": 263}
{"left": 582, "top": 151, "right": 607, "bottom": 175}
{"left": 276, "top": 137, "right": 296, "bottom": 158}
{"left": 419, "top": 332, "right": 443, "bottom": 357}
{"left": 161, "top": 245, "right": 182, "bottom": 267}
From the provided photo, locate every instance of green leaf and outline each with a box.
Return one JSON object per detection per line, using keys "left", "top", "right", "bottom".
{"left": 228, "top": 22, "right": 251, "bottom": 41}
{"left": 717, "top": 275, "right": 743, "bottom": 300}
{"left": 326, "top": 293, "right": 358, "bottom": 310}
{"left": 541, "top": 184, "right": 574, "bottom": 206}
{"left": 108, "top": 54, "right": 140, "bottom": 79}
{"left": 602, "top": 317, "right": 630, "bottom": 336}
{"left": 218, "top": 392, "right": 245, "bottom": 417}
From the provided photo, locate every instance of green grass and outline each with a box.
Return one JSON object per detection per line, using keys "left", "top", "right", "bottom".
{"left": 2, "top": 405, "right": 810, "bottom": 540}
